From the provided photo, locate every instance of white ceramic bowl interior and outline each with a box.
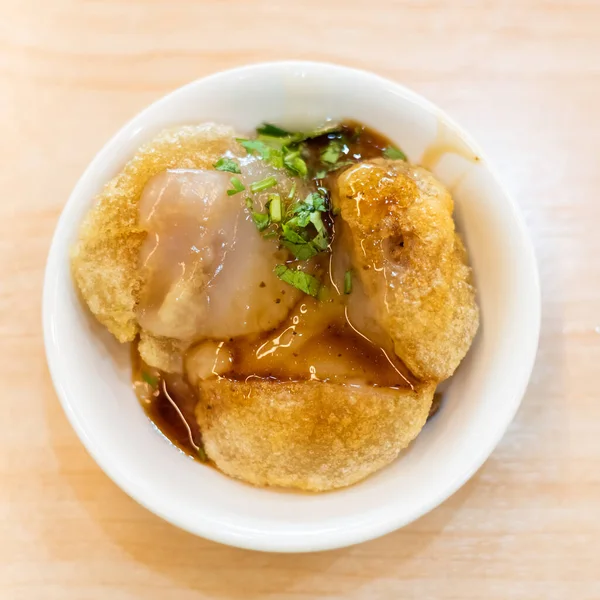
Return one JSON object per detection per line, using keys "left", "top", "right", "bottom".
{"left": 44, "top": 62, "right": 540, "bottom": 552}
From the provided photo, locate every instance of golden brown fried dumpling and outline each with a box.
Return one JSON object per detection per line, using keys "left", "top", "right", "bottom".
{"left": 71, "top": 123, "right": 241, "bottom": 342}
{"left": 196, "top": 378, "right": 435, "bottom": 492}
{"left": 334, "top": 159, "right": 479, "bottom": 382}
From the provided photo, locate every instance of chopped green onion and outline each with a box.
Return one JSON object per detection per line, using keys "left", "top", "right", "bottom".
{"left": 142, "top": 371, "right": 158, "bottom": 387}
{"left": 213, "top": 157, "right": 241, "bottom": 174}
{"left": 383, "top": 146, "right": 407, "bottom": 161}
{"left": 274, "top": 265, "right": 321, "bottom": 297}
{"left": 344, "top": 270, "right": 353, "bottom": 295}
{"left": 250, "top": 176, "right": 278, "bottom": 193}
{"left": 227, "top": 177, "right": 245, "bottom": 196}
{"left": 268, "top": 194, "right": 282, "bottom": 222}
{"left": 197, "top": 446, "right": 208, "bottom": 462}
{"left": 256, "top": 123, "right": 291, "bottom": 137}
{"left": 287, "top": 181, "right": 297, "bottom": 200}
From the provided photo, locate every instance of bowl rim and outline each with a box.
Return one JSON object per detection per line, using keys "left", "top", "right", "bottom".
{"left": 43, "top": 60, "right": 541, "bottom": 552}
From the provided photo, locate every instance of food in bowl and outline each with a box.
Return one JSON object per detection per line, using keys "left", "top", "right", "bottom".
{"left": 71, "top": 119, "right": 479, "bottom": 492}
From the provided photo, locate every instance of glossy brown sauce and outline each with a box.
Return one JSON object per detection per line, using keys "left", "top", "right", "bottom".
{"left": 419, "top": 120, "right": 480, "bottom": 171}
{"left": 133, "top": 120, "right": 422, "bottom": 459}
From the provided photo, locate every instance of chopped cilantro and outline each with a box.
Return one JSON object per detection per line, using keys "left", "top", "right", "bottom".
{"left": 252, "top": 211, "right": 270, "bottom": 231}
{"left": 274, "top": 265, "right": 321, "bottom": 297}
{"left": 245, "top": 197, "right": 271, "bottom": 231}
{"left": 281, "top": 224, "right": 308, "bottom": 244}
{"left": 250, "top": 176, "right": 278, "bottom": 193}
{"left": 321, "top": 139, "right": 344, "bottom": 164}
{"left": 282, "top": 241, "right": 319, "bottom": 260}
{"left": 213, "top": 157, "right": 241, "bottom": 174}
{"left": 256, "top": 123, "right": 291, "bottom": 137}
{"left": 227, "top": 177, "right": 245, "bottom": 196}
{"left": 285, "top": 210, "right": 310, "bottom": 229}
{"left": 237, "top": 138, "right": 284, "bottom": 169}
{"left": 237, "top": 138, "right": 270, "bottom": 158}
{"left": 383, "top": 146, "right": 407, "bottom": 161}
{"left": 240, "top": 124, "right": 344, "bottom": 181}
{"left": 344, "top": 270, "right": 353, "bottom": 295}
{"left": 309, "top": 211, "right": 326, "bottom": 235}
{"left": 275, "top": 192, "right": 331, "bottom": 258}
{"left": 311, "top": 230, "right": 329, "bottom": 251}
{"left": 283, "top": 149, "right": 308, "bottom": 177}
{"left": 304, "top": 192, "right": 327, "bottom": 212}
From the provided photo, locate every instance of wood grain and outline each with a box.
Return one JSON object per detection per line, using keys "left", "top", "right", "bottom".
{"left": 1, "top": 0, "right": 599, "bottom": 598}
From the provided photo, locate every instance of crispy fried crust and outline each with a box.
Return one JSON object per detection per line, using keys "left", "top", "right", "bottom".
{"left": 335, "top": 159, "right": 479, "bottom": 382}
{"left": 138, "top": 330, "right": 191, "bottom": 374}
{"left": 70, "top": 124, "right": 241, "bottom": 342}
{"left": 196, "top": 378, "right": 435, "bottom": 491}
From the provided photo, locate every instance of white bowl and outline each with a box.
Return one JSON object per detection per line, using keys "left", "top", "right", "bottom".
{"left": 43, "top": 61, "right": 540, "bottom": 553}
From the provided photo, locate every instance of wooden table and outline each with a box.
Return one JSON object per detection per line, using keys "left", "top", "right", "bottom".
{"left": 2, "top": 1, "right": 599, "bottom": 598}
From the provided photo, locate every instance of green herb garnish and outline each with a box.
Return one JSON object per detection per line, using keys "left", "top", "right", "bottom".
{"left": 281, "top": 225, "right": 318, "bottom": 260}
{"left": 274, "top": 265, "right": 321, "bottom": 297}
{"left": 252, "top": 212, "right": 270, "bottom": 231}
{"left": 287, "top": 181, "right": 297, "bottom": 200}
{"left": 250, "top": 176, "right": 278, "bottom": 193}
{"left": 245, "top": 197, "right": 271, "bottom": 231}
{"left": 321, "top": 139, "right": 344, "bottom": 164}
{"left": 273, "top": 192, "right": 331, "bottom": 259}
{"left": 237, "top": 138, "right": 271, "bottom": 158}
{"left": 383, "top": 146, "right": 407, "bottom": 161}
{"left": 268, "top": 194, "right": 282, "bottom": 222}
{"left": 239, "top": 124, "right": 344, "bottom": 180}
{"left": 300, "top": 123, "right": 343, "bottom": 141}
{"left": 142, "top": 371, "right": 158, "bottom": 387}
{"left": 237, "top": 138, "right": 284, "bottom": 169}
{"left": 315, "top": 159, "right": 354, "bottom": 179}
{"left": 197, "top": 446, "right": 208, "bottom": 462}
{"left": 344, "top": 270, "right": 353, "bottom": 295}
{"left": 303, "top": 192, "right": 327, "bottom": 212}
{"left": 213, "top": 157, "right": 241, "bottom": 174}
{"left": 283, "top": 150, "right": 308, "bottom": 177}
{"left": 227, "top": 177, "right": 245, "bottom": 196}
{"left": 256, "top": 123, "right": 291, "bottom": 137}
